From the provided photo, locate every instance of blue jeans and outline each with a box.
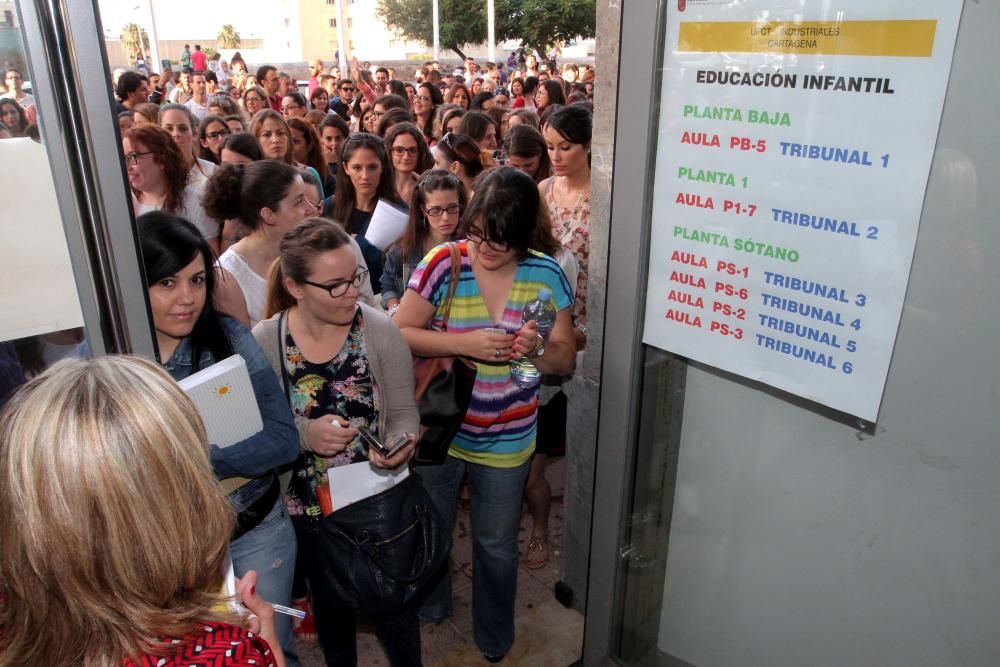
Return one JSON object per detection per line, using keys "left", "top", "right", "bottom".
{"left": 232, "top": 500, "right": 299, "bottom": 667}
{"left": 417, "top": 456, "right": 531, "bottom": 657}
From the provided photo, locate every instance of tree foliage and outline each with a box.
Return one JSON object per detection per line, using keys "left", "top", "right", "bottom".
{"left": 217, "top": 25, "right": 241, "bottom": 49}
{"left": 376, "top": 0, "right": 594, "bottom": 61}
{"left": 120, "top": 23, "right": 150, "bottom": 59}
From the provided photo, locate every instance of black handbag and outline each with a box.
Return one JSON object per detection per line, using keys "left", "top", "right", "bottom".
{"left": 412, "top": 242, "right": 478, "bottom": 464}
{"left": 316, "top": 472, "right": 451, "bottom": 614}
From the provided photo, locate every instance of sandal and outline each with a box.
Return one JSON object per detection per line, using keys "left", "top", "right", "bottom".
{"left": 291, "top": 597, "right": 318, "bottom": 643}
{"left": 524, "top": 533, "right": 549, "bottom": 570}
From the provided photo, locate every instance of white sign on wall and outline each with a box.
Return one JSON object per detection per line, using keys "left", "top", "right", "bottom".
{"left": 642, "top": 0, "right": 963, "bottom": 421}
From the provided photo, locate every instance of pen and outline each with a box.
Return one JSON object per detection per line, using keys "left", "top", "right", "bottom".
{"left": 270, "top": 603, "right": 307, "bottom": 619}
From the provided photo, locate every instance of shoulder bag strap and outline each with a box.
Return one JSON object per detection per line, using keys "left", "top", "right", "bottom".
{"left": 439, "top": 242, "right": 462, "bottom": 332}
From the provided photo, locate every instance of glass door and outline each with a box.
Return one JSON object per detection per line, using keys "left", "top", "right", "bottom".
{"left": 1, "top": 0, "right": 153, "bottom": 399}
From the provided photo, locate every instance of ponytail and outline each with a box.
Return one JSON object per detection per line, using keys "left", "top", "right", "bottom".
{"left": 262, "top": 218, "right": 354, "bottom": 318}
{"left": 263, "top": 258, "right": 296, "bottom": 320}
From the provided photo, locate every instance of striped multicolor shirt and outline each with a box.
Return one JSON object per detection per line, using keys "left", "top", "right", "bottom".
{"left": 408, "top": 241, "right": 573, "bottom": 468}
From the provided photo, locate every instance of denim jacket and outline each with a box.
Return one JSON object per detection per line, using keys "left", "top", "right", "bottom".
{"left": 163, "top": 316, "right": 299, "bottom": 511}
{"left": 380, "top": 245, "right": 423, "bottom": 308}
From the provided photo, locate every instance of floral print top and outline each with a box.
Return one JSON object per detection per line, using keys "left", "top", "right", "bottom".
{"left": 545, "top": 178, "right": 590, "bottom": 324}
{"left": 283, "top": 308, "right": 380, "bottom": 527}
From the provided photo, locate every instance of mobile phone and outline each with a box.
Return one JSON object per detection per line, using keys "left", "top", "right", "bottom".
{"left": 485, "top": 327, "right": 508, "bottom": 335}
{"left": 358, "top": 425, "right": 409, "bottom": 457}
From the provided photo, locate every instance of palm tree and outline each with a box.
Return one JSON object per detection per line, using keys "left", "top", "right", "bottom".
{"left": 217, "top": 25, "right": 241, "bottom": 49}
{"left": 120, "top": 23, "right": 150, "bottom": 62}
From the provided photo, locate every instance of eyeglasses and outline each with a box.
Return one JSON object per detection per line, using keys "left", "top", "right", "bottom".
{"left": 281, "top": 104, "right": 301, "bottom": 112}
{"left": 391, "top": 146, "right": 418, "bottom": 157}
{"left": 302, "top": 268, "right": 369, "bottom": 298}
{"left": 424, "top": 203, "right": 461, "bottom": 217}
{"left": 466, "top": 227, "right": 510, "bottom": 252}
{"left": 205, "top": 129, "right": 230, "bottom": 140}
{"left": 415, "top": 95, "right": 432, "bottom": 103}
{"left": 305, "top": 198, "right": 323, "bottom": 212}
{"left": 123, "top": 151, "right": 154, "bottom": 165}
{"left": 245, "top": 96, "right": 264, "bottom": 103}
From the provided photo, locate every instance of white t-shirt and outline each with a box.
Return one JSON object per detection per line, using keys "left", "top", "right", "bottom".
{"left": 184, "top": 97, "right": 210, "bottom": 121}
{"left": 217, "top": 249, "right": 267, "bottom": 326}
{"left": 189, "top": 159, "right": 216, "bottom": 188}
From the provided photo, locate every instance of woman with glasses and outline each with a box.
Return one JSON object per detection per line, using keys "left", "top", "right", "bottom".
{"left": 204, "top": 160, "right": 314, "bottom": 325}
{"left": 384, "top": 122, "right": 434, "bottom": 205}
{"left": 380, "top": 169, "right": 466, "bottom": 316}
{"left": 299, "top": 169, "right": 380, "bottom": 311}
{"left": 330, "top": 133, "right": 402, "bottom": 293}
{"left": 123, "top": 124, "right": 220, "bottom": 253}
{"left": 394, "top": 167, "right": 576, "bottom": 663}
{"left": 197, "top": 114, "right": 231, "bottom": 164}
{"left": 136, "top": 210, "right": 300, "bottom": 665}
{"left": 243, "top": 85, "right": 268, "bottom": 119}
{"left": 412, "top": 82, "right": 443, "bottom": 143}
{"left": 253, "top": 218, "right": 421, "bottom": 666}
{"left": 281, "top": 91, "right": 308, "bottom": 120}
{"left": 434, "top": 132, "right": 485, "bottom": 195}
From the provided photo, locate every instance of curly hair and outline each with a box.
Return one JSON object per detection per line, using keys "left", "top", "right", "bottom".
{"left": 123, "top": 124, "right": 190, "bottom": 213}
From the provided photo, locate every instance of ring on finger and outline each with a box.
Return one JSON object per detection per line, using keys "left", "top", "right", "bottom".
{"left": 495, "top": 348, "right": 502, "bottom": 358}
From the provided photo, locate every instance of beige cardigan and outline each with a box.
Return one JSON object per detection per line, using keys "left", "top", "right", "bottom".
{"left": 252, "top": 303, "right": 420, "bottom": 451}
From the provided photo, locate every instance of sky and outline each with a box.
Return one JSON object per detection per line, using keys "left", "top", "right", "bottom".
{"left": 96, "top": 0, "right": 270, "bottom": 41}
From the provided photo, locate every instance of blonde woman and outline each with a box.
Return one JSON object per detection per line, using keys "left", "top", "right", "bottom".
{"left": 0, "top": 356, "right": 285, "bottom": 667}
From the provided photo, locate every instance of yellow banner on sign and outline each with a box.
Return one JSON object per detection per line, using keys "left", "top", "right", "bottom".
{"left": 677, "top": 20, "right": 937, "bottom": 57}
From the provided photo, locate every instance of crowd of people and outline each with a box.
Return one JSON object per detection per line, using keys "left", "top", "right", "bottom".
{"left": 0, "top": 49, "right": 594, "bottom": 667}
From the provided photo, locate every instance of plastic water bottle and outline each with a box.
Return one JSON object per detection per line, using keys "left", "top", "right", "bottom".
{"left": 509, "top": 288, "right": 557, "bottom": 389}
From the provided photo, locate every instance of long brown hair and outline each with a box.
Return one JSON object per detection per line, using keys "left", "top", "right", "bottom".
{"left": 249, "top": 109, "right": 294, "bottom": 164}
{"left": 287, "top": 116, "right": 329, "bottom": 183}
{"left": 0, "top": 356, "right": 236, "bottom": 666}
{"left": 504, "top": 124, "right": 552, "bottom": 182}
{"left": 397, "top": 169, "right": 467, "bottom": 260}
{"left": 330, "top": 133, "right": 400, "bottom": 228}
{"left": 264, "top": 217, "right": 353, "bottom": 318}
{"left": 124, "top": 124, "right": 189, "bottom": 213}
{"left": 384, "top": 122, "right": 434, "bottom": 175}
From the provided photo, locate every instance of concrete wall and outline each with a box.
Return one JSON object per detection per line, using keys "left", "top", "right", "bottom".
{"left": 561, "top": 0, "right": 619, "bottom": 611}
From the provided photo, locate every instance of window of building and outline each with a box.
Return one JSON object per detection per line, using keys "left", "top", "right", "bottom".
{"left": 329, "top": 18, "right": 336, "bottom": 27}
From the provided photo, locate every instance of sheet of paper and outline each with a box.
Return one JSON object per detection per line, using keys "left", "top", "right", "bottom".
{"left": 364, "top": 199, "right": 409, "bottom": 251}
{"left": 327, "top": 460, "right": 410, "bottom": 511}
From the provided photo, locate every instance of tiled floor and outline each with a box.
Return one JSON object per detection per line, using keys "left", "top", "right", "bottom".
{"left": 295, "top": 456, "right": 584, "bottom": 666}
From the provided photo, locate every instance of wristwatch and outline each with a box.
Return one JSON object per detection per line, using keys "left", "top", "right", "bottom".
{"left": 528, "top": 333, "right": 545, "bottom": 359}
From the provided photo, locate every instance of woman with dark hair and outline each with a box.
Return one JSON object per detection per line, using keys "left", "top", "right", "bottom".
{"left": 437, "top": 105, "right": 465, "bottom": 141}
{"left": 197, "top": 114, "right": 232, "bottom": 164}
{"left": 204, "top": 160, "right": 313, "bottom": 324}
{"left": 535, "top": 78, "right": 566, "bottom": 113}
{"left": 349, "top": 93, "right": 372, "bottom": 133}
{"left": 508, "top": 108, "right": 540, "bottom": 131}
{"left": 319, "top": 114, "right": 350, "bottom": 176}
{"left": 384, "top": 122, "right": 434, "bottom": 205}
{"left": 209, "top": 93, "right": 241, "bottom": 119}
{"left": 309, "top": 86, "right": 330, "bottom": 114}
{"left": 380, "top": 169, "right": 466, "bottom": 314}
{"left": 469, "top": 90, "right": 495, "bottom": 111}
{"left": 220, "top": 130, "right": 264, "bottom": 164}
{"left": 486, "top": 106, "right": 510, "bottom": 145}
{"left": 0, "top": 98, "right": 27, "bottom": 137}
{"left": 225, "top": 114, "right": 247, "bottom": 133}
{"left": 123, "top": 124, "right": 220, "bottom": 251}
{"left": 136, "top": 209, "right": 300, "bottom": 665}
{"left": 132, "top": 101, "right": 160, "bottom": 126}
{"left": 444, "top": 82, "right": 471, "bottom": 110}
{"left": 281, "top": 91, "right": 308, "bottom": 119}
{"left": 512, "top": 76, "right": 539, "bottom": 109}
{"left": 330, "top": 133, "right": 402, "bottom": 292}
{"left": 395, "top": 166, "right": 576, "bottom": 663}
{"left": 505, "top": 124, "right": 552, "bottom": 182}
{"left": 457, "top": 110, "right": 499, "bottom": 153}
{"left": 433, "top": 132, "right": 485, "bottom": 194}
{"left": 387, "top": 79, "right": 409, "bottom": 99}
{"left": 252, "top": 218, "right": 421, "bottom": 666}
{"left": 287, "top": 116, "right": 332, "bottom": 196}
{"left": 160, "top": 103, "right": 216, "bottom": 185}
{"left": 375, "top": 107, "right": 413, "bottom": 137}
{"left": 539, "top": 104, "right": 592, "bottom": 325}
{"left": 413, "top": 81, "right": 443, "bottom": 142}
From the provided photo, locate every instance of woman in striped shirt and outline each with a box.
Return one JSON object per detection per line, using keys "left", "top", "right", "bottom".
{"left": 395, "top": 166, "right": 576, "bottom": 663}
